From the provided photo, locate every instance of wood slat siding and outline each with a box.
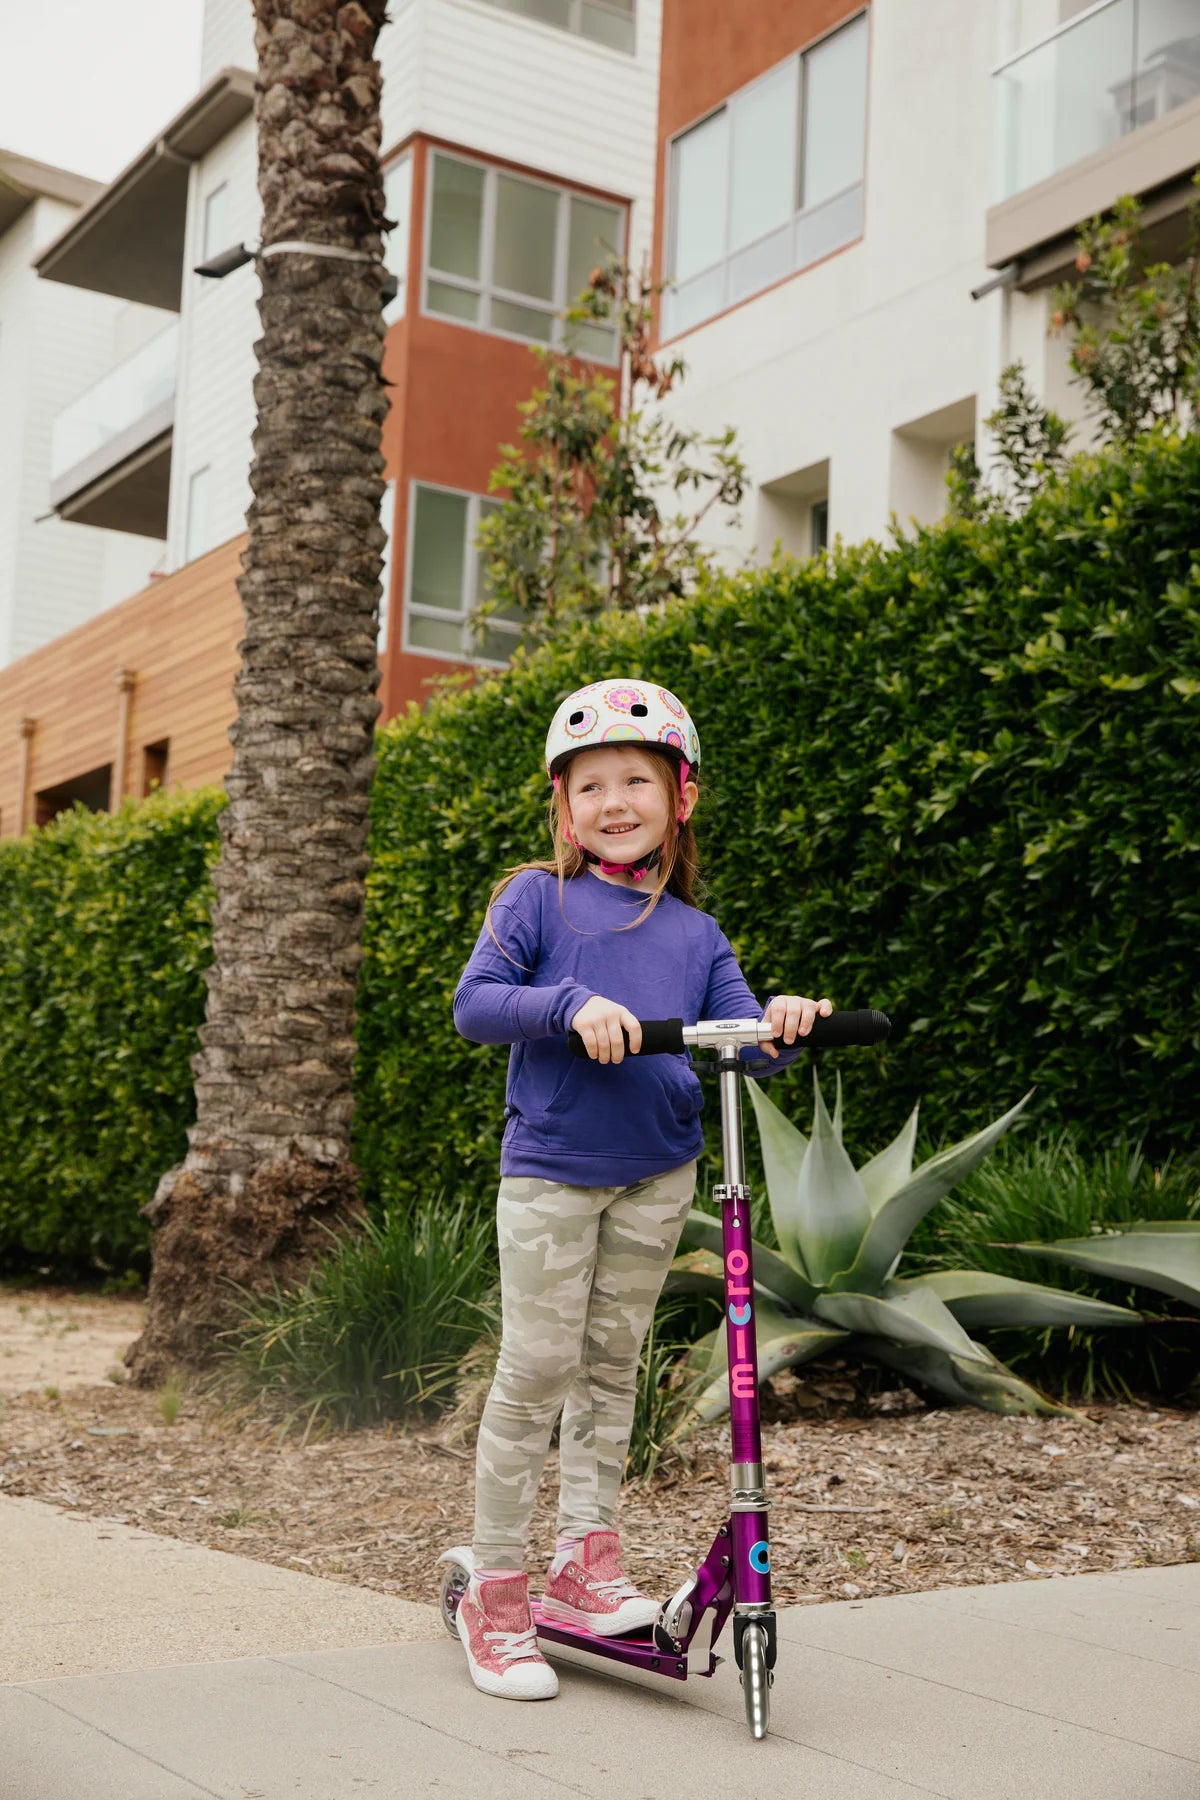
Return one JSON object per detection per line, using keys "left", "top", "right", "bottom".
{"left": 0, "top": 534, "right": 246, "bottom": 837}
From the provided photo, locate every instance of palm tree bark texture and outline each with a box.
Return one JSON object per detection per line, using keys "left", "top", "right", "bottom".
{"left": 127, "top": 0, "right": 390, "bottom": 1382}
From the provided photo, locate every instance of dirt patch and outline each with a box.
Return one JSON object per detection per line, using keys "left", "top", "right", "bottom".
{"left": 0, "top": 1286, "right": 144, "bottom": 1395}
{"left": 2, "top": 1370, "right": 1198, "bottom": 1611}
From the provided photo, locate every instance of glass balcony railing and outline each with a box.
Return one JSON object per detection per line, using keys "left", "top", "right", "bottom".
{"left": 50, "top": 320, "right": 178, "bottom": 485}
{"left": 993, "top": 0, "right": 1200, "bottom": 202}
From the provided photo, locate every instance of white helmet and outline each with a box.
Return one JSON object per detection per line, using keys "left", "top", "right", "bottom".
{"left": 545, "top": 678, "right": 701, "bottom": 779}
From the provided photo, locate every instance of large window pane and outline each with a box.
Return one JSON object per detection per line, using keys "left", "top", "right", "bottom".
{"left": 567, "top": 196, "right": 623, "bottom": 300}
{"left": 802, "top": 15, "right": 869, "bottom": 209}
{"left": 491, "top": 296, "right": 556, "bottom": 341}
{"left": 409, "top": 613, "right": 466, "bottom": 655}
{"left": 411, "top": 487, "right": 467, "bottom": 613}
{"left": 493, "top": 175, "right": 559, "bottom": 302}
{"left": 672, "top": 110, "right": 729, "bottom": 281}
{"left": 429, "top": 156, "right": 485, "bottom": 278}
{"left": 730, "top": 62, "right": 799, "bottom": 251}
{"left": 509, "top": 0, "right": 571, "bottom": 26}
{"left": 580, "top": 1, "right": 635, "bottom": 52}
{"left": 427, "top": 280, "right": 480, "bottom": 323}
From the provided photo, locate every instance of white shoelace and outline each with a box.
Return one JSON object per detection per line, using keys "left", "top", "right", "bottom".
{"left": 485, "top": 1625, "right": 540, "bottom": 1663}
{"left": 588, "top": 1574, "right": 643, "bottom": 1600}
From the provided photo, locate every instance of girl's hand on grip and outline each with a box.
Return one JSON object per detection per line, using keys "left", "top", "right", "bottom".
{"left": 569, "top": 995, "right": 642, "bottom": 1064}
{"left": 759, "top": 993, "right": 833, "bottom": 1057}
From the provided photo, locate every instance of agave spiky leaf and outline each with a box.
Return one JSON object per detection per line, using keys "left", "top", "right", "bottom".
{"left": 859, "top": 1336, "right": 1071, "bottom": 1416}
{"left": 676, "top": 1208, "right": 818, "bottom": 1311}
{"left": 746, "top": 1070, "right": 871, "bottom": 1287}
{"left": 895, "top": 1270, "right": 1142, "bottom": 1330}
{"left": 678, "top": 1303, "right": 848, "bottom": 1426}
{"left": 742, "top": 1079, "right": 810, "bottom": 1274}
{"left": 1015, "top": 1223, "right": 1200, "bottom": 1309}
{"left": 664, "top": 1247, "right": 790, "bottom": 1308}
{"left": 827, "top": 1092, "right": 1033, "bottom": 1293}
{"left": 857, "top": 1101, "right": 919, "bottom": 1212}
{"left": 813, "top": 1280, "right": 983, "bottom": 1359}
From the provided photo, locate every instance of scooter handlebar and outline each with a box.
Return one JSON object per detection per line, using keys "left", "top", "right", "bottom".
{"left": 568, "top": 1008, "right": 891, "bottom": 1059}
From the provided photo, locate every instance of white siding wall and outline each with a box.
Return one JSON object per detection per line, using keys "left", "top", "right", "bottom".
{"left": 397, "top": 0, "right": 661, "bottom": 266}
{"left": 0, "top": 199, "right": 168, "bottom": 669}
{"left": 167, "top": 115, "right": 261, "bottom": 570}
{"left": 201, "top": 0, "right": 255, "bottom": 81}
{"left": 651, "top": 0, "right": 1010, "bottom": 555}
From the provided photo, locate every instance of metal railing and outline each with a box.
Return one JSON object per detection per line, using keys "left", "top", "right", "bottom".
{"left": 50, "top": 321, "right": 179, "bottom": 485}
{"left": 993, "top": 0, "right": 1200, "bottom": 201}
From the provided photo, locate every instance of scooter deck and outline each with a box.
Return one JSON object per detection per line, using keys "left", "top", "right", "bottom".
{"left": 530, "top": 1598, "right": 716, "bottom": 1682}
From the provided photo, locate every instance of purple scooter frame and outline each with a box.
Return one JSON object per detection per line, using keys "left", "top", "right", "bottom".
{"left": 438, "top": 1008, "right": 891, "bottom": 1740}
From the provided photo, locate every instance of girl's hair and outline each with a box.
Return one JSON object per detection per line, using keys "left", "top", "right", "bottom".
{"left": 485, "top": 749, "right": 701, "bottom": 948}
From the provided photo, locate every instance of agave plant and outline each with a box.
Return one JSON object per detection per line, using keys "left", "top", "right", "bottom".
{"left": 1015, "top": 1222, "right": 1200, "bottom": 1309}
{"left": 667, "top": 1073, "right": 1142, "bottom": 1422}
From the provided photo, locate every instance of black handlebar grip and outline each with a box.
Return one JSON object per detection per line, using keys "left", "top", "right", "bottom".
{"left": 568, "top": 1011, "right": 889, "bottom": 1058}
{"left": 780, "top": 1008, "right": 892, "bottom": 1050}
{"left": 568, "top": 1018, "right": 685, "bottom": 1058}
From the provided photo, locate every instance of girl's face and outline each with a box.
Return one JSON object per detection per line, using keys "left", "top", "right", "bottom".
{"left": 565, "top": 746, "right": 697, "bottom": 881}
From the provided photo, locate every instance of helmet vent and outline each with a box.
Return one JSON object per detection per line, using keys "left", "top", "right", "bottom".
{"left": 569, "top": 710, "right": 585, "bottom": 726}
{"left": 630, "top": 703, "right": 648, "bottom": 716}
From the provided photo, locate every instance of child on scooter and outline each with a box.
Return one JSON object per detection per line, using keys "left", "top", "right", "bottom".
{"left": 451, "top": 678, "right": 831, "bottom": 1700}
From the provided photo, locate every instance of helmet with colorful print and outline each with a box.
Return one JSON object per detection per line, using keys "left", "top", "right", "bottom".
{"left": 544, "top": 678, "right": 701, "bottom": 780}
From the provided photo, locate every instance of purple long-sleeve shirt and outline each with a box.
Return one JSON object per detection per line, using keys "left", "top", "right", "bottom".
{"left": 453, "top": 868, "right": 791, "bottom": 1186}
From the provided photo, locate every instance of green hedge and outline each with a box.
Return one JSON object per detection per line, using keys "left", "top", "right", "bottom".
{"left": 1, "top": 430, "right": 1197, "bottom": 1264}
{"left": 0, "top": 791, "right": 223, "bottom": 1268}
{"left": 356, "top": 428, "right": 1200, "bottom": 1197}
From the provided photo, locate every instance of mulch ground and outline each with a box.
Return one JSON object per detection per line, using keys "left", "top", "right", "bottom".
{"left": 2, "top": 1375, "right": 1198, "bottom": 1609}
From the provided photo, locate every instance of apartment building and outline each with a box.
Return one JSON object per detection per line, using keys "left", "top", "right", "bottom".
{"left": 1, "top": 0, "right": 1197, "bottom": 835}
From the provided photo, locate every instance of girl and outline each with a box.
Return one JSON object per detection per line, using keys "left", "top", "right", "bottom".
{"left": 451, "top": 678, "right": 830, "bottom": 1700}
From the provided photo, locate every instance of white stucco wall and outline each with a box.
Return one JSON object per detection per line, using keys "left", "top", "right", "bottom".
{"left": 654, "top": 0, "right": 1014, "bottom": 558}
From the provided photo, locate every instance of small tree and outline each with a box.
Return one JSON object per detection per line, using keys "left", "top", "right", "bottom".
{"left": 950, "top": 177, "right": 1200, "bottom": 519}
{"left": 1052, "top": 181, "right": 1200, "bottom": 444}
{"left": 473, "top": 261, "right": 746, "bottom": 646}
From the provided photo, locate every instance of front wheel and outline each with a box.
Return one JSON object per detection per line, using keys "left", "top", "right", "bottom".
{"left": 740, "top": 1621, "right": 771, "bottom": 1739}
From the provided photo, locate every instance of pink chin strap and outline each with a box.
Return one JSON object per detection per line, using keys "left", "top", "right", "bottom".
{"left": 551, "top": 759, "right": 690, "bottom": 882}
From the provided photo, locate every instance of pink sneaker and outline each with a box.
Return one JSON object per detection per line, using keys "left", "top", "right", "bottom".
{"left": 456, "top": 1573, "right": 558, "bottom": 1700}
{"left": 541, "top": 1530, "right": 659, "bottom": 1637}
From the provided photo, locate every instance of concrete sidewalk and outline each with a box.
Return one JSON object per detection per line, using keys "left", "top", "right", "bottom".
{"left": 2, "top": 1495, "right": 1198, "bottom": 1799}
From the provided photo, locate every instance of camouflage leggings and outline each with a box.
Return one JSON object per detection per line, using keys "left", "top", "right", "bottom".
{"left": 472, "top": 1163, "right": 697, "bottom": 1569}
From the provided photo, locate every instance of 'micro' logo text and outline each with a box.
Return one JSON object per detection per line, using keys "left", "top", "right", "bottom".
{"left": 724, "top": 1246, "right": 754, "bottom": 1398}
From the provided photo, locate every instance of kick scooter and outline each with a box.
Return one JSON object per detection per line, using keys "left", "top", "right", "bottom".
{"left": 437, "top": 1006, "right": 890, "bottom": 1739}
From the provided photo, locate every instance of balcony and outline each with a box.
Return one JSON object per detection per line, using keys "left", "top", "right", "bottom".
{"left": 988, "top": 0, "right": 1200, "bottom": 280}
{"left": 49, "top": 321, "right": 177, "bottom": 538}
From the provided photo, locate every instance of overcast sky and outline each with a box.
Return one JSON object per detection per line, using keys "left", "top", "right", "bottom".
{"left": 1, "top": 0, "right": 206, "bottom": 182}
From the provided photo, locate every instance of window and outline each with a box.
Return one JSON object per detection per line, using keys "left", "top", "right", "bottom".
{"left": 405, "top": 482, "right": 522, "bottom": 664}
{"left": 35, "top": 765, "right": 112, "bottom": 827}
{"left": 202, "top": 183, "right": 232, "bottom": 262}
{"left": 478, "top": 0, "right": 635, "bottom": 55}
{"left": 424, "top": 152, "right": 624, "bottom": 360}
{"left": 382, "top": 156, "right": 413, "bottom": 325}
{"left": 185, "top": 466, "right": 211, "bottom": 562}
{"left": 810, "top": 499, "right": 829, "bottom": 556}
{"left": 665, "top": 12, "right": 869, "bottom": 337}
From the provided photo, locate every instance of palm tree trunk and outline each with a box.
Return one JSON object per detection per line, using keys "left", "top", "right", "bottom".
{"left": 127, "top": 0, "right": 390, "bottom": 1382}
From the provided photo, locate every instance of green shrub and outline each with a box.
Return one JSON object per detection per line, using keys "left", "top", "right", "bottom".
{"left": 1, "top": 430, "right": 1198, "bottom": 1271}
{"left": 215, "top": 1191, "right": 499, "bottom": 1433}
{"left": 357, "top": 427, "right": 1200, "bottom": 1202}
{"left": 0, "top": 789, "right": 223, "bottom": 1270}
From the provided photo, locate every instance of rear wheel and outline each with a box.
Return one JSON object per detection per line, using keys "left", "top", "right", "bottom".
{"left": 438, "top": 1558, "right": 470, "bottom": 1638}
{"left": 740, "top": 1621, "right": 770, "bottom": 1739}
